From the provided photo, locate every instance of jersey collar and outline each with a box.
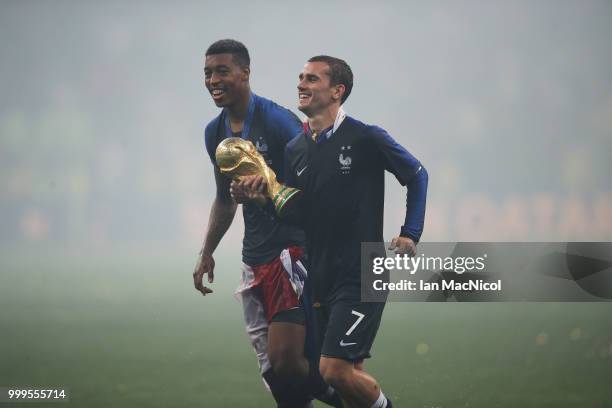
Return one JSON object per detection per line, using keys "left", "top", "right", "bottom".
{"left": 304, "top": 107, "right": 347, "bottom": 143}
{"left": 223, "top": 92, "right": 256, "bottom": 140}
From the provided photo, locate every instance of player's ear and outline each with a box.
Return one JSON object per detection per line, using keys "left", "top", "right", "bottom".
{"left": 333, "top": 84, "right": 345, "bottom": 102}
{"left": 241, "top": 66, "right": 251, "bottom": 82}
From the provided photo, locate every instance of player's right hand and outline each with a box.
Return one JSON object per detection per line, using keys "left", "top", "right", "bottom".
{"left": 193, "top": 251, "right": 215, "bottom": 296}
{"left": 229, "top": 179, "right": 250, "bottom": 204}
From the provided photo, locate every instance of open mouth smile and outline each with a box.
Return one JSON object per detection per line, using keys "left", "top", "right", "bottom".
{"left": 211, "top": 88, "right": 226, "bottom": 99}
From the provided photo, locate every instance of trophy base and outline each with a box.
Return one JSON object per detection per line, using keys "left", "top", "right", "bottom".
{"left": 272, "top": 186, "right": 302, "bottom": 218}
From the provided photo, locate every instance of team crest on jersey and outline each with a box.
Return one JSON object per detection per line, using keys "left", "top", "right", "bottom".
{"left": 255, "top": 137, "right": 271, "bottom": 165}
{"left": 255, "top": 138, "right": 268, "bottom": 153}
{"left": 339, "top": 145, "right": 352, "bottom": 174}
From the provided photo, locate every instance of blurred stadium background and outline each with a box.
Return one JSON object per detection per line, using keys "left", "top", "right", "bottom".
{"left": 1, "top": 1, "right": 611, "bottom": 407}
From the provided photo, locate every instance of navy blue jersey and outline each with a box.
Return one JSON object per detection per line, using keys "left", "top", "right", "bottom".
{"left": 283, "top": 116, "right": 427, "bottom": 303}
{"left": 204, "top": 93, "right": 306, "bottom": 265}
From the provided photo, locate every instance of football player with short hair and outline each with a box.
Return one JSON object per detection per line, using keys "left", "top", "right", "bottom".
{"left": 194, "top": 40, "right": 342, "bottom": 408}
{"left": 233, "top": 55, "right": 428, "bottom": 408}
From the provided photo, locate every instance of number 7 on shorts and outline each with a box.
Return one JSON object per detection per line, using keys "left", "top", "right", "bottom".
{"left": 345, "top": 310, "right": 365, "bottom": 336}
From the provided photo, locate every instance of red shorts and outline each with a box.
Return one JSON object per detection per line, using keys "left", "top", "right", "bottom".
{"left": 250, "top": 246, "right": 304, "bottom": 323}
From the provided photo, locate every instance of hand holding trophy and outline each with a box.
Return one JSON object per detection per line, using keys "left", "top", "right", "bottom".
{"left": 215, "top": 137, "right": 301, "bottom": 217}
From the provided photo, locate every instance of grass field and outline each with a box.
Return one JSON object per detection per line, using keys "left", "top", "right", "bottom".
{"left": 1, "top": 247, "right": 611, "bottom": 407}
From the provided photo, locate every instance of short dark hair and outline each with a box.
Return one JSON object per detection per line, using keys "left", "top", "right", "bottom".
{"left": 308, "top": 55, "right": 353, "bottom": 104}
{"left": 206, "top": 39, "right": 250, "bottom": 68}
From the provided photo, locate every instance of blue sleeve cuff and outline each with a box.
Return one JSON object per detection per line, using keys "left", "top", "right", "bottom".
{"left": 399, "top": 226, "right": 420, "bottom": 243}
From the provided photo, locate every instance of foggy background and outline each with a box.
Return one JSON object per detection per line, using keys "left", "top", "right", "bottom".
{"left": 2, "top": 0, "right": 611, "bottom": 253}
{"left": 2, "top": 2, "right": 612, "bottom": 407}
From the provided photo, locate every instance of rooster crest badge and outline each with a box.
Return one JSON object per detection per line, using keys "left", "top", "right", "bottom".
{"left": 339, "top": 145, "right": 352, "bottom": 174}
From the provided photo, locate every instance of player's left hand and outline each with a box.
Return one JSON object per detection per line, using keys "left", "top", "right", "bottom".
{"left": 193, "top": 251, "right": 215, "bottom": 296}
{"left": 389, "top": 236, "right": 417, "bottom": 256}
{"left": 230, "top": 175, "right": 267, "bottom": 203}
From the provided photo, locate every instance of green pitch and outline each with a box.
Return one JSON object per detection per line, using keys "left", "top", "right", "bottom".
{"left": 1, "top": 248, "right": 610, "bottom": 407}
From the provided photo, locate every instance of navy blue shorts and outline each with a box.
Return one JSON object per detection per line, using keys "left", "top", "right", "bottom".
{"left": 315, "top": 299, "right": 386, "bottom": 362}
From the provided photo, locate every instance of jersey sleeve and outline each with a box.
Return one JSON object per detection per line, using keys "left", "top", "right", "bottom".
{"left": 369, "top": 126, "right": 428, "bottom": 242}
{"left": 368, "top": 125, "right": 422, "bottom": 186}
{"left": 401, "top": 166, "right": 428, "bottom": 241}
{"left": 273, "top": 107, "right": 304, "bottom": 145}
{"left": 204, "top": 119, "right": 220, "bottom": 165}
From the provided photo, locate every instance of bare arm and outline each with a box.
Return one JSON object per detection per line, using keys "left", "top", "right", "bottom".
{"left": 193, "top": 167, "right": 238, "bottom": 295}
{"left": 202, "top": 168, "right": 238, "bottom": 255}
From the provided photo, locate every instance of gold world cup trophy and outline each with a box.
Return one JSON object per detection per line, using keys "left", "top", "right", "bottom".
{"left": 215, "top": 137, "right": 301, "bottom": 217}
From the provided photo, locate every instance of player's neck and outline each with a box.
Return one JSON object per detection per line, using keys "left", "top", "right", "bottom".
{"left": 308, "top": 104, "right": 339, "bottom": 134}
{"left": 226, "top": 88, "right": 252, "bottom": 127}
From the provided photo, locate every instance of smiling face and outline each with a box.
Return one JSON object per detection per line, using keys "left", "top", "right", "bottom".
{"left": 204, "top": 53, "right": 250, "bottom": 108}
{"left": 297, "top": 61, "right": 344, "bottom": 117}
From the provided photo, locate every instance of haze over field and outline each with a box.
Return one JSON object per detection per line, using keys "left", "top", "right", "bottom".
{"left": 1, "top": 1, "right": 611, "bottom": 248}
{"left": 1, "top": 2, "right": 611, "bottom": 407}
